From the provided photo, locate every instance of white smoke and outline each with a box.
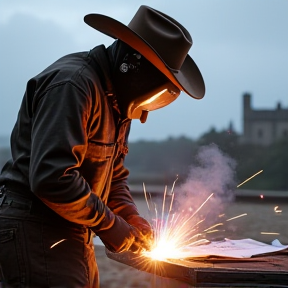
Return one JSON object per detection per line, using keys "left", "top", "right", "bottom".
{"left": 173, "top": 144, "right": 237, "bottom": 234}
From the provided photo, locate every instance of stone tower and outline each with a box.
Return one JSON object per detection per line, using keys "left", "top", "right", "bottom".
{"left": 242, "top": 93, "right": 288, "bottom": 146}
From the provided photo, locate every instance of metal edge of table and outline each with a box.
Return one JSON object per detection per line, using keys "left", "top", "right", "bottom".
{"left": 105, "top": 249, "right": 288, "bottom": 287}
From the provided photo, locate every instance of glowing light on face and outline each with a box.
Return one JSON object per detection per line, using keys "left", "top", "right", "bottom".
{"left": 141, "top": 89, "right": 167, "bottom": 106}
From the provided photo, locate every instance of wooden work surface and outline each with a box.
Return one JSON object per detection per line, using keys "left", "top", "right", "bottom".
{"left": 106, "top": 249, "right": 288, "bottom": 287}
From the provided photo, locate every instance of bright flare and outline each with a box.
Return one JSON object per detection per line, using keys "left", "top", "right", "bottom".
{"left": 143, "top": 193, "right": 214, "bottom": 261}
{"left": 147, "top": 238, "right": 179, "bottom": 261}
{"left": 142, "top": 183, "right": 250, "bottom": 261}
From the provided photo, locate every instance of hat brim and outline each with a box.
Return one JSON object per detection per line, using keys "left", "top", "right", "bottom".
{"left": 84, "top": 14, "right": 205, "bottom": 99}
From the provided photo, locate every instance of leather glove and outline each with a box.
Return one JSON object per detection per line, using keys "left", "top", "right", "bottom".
{"left": 95, "top": 215, "right": 139, "bottom": 253}
{"left": 126, "top": 215, "right": 154, "bottom": 252}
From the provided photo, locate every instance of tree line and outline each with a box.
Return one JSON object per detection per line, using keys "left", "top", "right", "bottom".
{"left": 125, "top": 128, "right": 288, "bottom": 191}
{"left": 0, "top": 128, "right": 287, "bottom": 190}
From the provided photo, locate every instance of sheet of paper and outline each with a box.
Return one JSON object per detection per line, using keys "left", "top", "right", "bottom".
{"left": 176, "top": 238, "right": 288, "bottom": 259}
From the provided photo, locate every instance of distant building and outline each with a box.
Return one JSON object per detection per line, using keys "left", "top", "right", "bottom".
{"left": 241, "top": 93, "right": 288, "bottom": 146}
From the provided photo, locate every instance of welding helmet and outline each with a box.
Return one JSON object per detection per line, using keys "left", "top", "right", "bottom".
{"left": 109, "top": 40, "right": 181, "bottom": 123}
{"left": 84, "top": 5, "right": 205, "bottom": 105}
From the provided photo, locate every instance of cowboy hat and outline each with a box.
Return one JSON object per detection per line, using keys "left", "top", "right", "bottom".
{"left": 84, "top": 5, "right": 205, "bottom": 99}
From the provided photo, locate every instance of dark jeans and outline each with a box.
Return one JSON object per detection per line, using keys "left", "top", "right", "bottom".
{"left": 0, "top": 187, "right": 98, "bottom": 288}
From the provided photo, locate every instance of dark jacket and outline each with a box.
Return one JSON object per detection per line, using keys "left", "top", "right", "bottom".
{"left": 0, "top": 45, "right": 139, "bottom": 230}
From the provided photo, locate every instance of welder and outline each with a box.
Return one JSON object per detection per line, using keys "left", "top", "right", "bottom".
{"left": 0, "top": 5, "right": 205, "bottom": 287}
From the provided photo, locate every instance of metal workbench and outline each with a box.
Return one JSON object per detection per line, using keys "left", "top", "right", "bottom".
{"left": 106, "top": 248, "right": 288, "bottom": 287}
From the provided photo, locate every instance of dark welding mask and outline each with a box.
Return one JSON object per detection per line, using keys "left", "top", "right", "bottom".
{"left": 110, "top": 41, "right": 181, "bottom": 123}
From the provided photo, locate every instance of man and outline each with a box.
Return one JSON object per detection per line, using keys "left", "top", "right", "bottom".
{"left": 0, "top": 5, "right": 205, "bottom": 288}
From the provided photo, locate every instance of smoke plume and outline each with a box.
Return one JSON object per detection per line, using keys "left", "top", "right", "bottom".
{"left": 173, "top": 144, "right": 237, "bottom": 235}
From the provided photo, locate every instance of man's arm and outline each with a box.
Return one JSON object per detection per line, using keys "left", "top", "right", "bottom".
{"left": 107, "top": 152, "right": 139, "bottom": 219}
{"left": 108, "top": 154, "right": 153, "bottom": 247}
{"left": 29, "top": 81, "right": 111, "bottom": 228}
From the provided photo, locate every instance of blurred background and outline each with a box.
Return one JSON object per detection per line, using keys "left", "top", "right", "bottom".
{"left": 0, "top": 0, "right": 288, "bottom": 142}
{"left": 1, "top": 1, "right": 288, "bottom": 287}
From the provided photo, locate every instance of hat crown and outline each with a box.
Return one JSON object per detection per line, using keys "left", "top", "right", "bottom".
{"left": 128, "top": 6, "right": 192, "bottom": 71}
{"left": 83, "top": 5, "right": 205, "bottom": 99}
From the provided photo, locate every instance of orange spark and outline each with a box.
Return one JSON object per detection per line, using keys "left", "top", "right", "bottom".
{"left": 143, "top": 182, "right": 150, "bottom": 211}
{"left": 226, "top": 213, "right": 247, "bottom": 222}
{"left": 261, "top": 232, "right": 280, "bottom": 235}
{"left": 237, "top": 170, "right": 263, "bottom": 188}
{"left": 206, "top": 229, "right": 220, "bottom": 234}
{"left": 50, "top": 239, "right": 66, "bottom": 249}
{"left": 203, "top": 223, "right": 224, "bottom": 232}
{"left": 274, "top": 206, "right": 282, "bottom": 213}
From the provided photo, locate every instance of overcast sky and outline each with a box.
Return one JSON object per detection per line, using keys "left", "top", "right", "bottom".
{"left": 0, "top": 0, "right": 287, "bottom": 143}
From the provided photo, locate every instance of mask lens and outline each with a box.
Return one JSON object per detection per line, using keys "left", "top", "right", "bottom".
{"left": 130, "top": 82, "right": 181, "bottom": 119}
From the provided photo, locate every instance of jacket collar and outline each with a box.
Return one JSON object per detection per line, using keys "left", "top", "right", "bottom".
{"left": 88, "top": 45, "right": 114, "bottom": 97}
{"left": 89, "top": 45, "right": 126, "bottom": 119}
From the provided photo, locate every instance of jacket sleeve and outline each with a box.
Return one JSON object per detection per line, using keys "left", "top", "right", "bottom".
{"left": 107, "top": 148, "right": 140, "bottom": 221}
{"left": 29, "top": 81, "right": 114, "bottom": 229}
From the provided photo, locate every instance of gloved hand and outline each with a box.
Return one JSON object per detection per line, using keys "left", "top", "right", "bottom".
{"left": 126, "top": 215, "right": 154, "bottom": 252}
{"left": 95, "top": 215, "right": 138, "bottom": 253}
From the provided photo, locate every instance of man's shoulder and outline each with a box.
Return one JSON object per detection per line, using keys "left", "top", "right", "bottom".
{"left": 35, "top": 51, "right": 91, "bottom": 82}
{"left": 40, "top": 44, "right": 107, "bottom": 80}
{"left": 31, "top": 47, "right": 106, "bottom": 95}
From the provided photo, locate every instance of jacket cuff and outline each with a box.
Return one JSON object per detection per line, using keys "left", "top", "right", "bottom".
{"left": 91, "top": 205, "right": 116, "bottom": 232}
